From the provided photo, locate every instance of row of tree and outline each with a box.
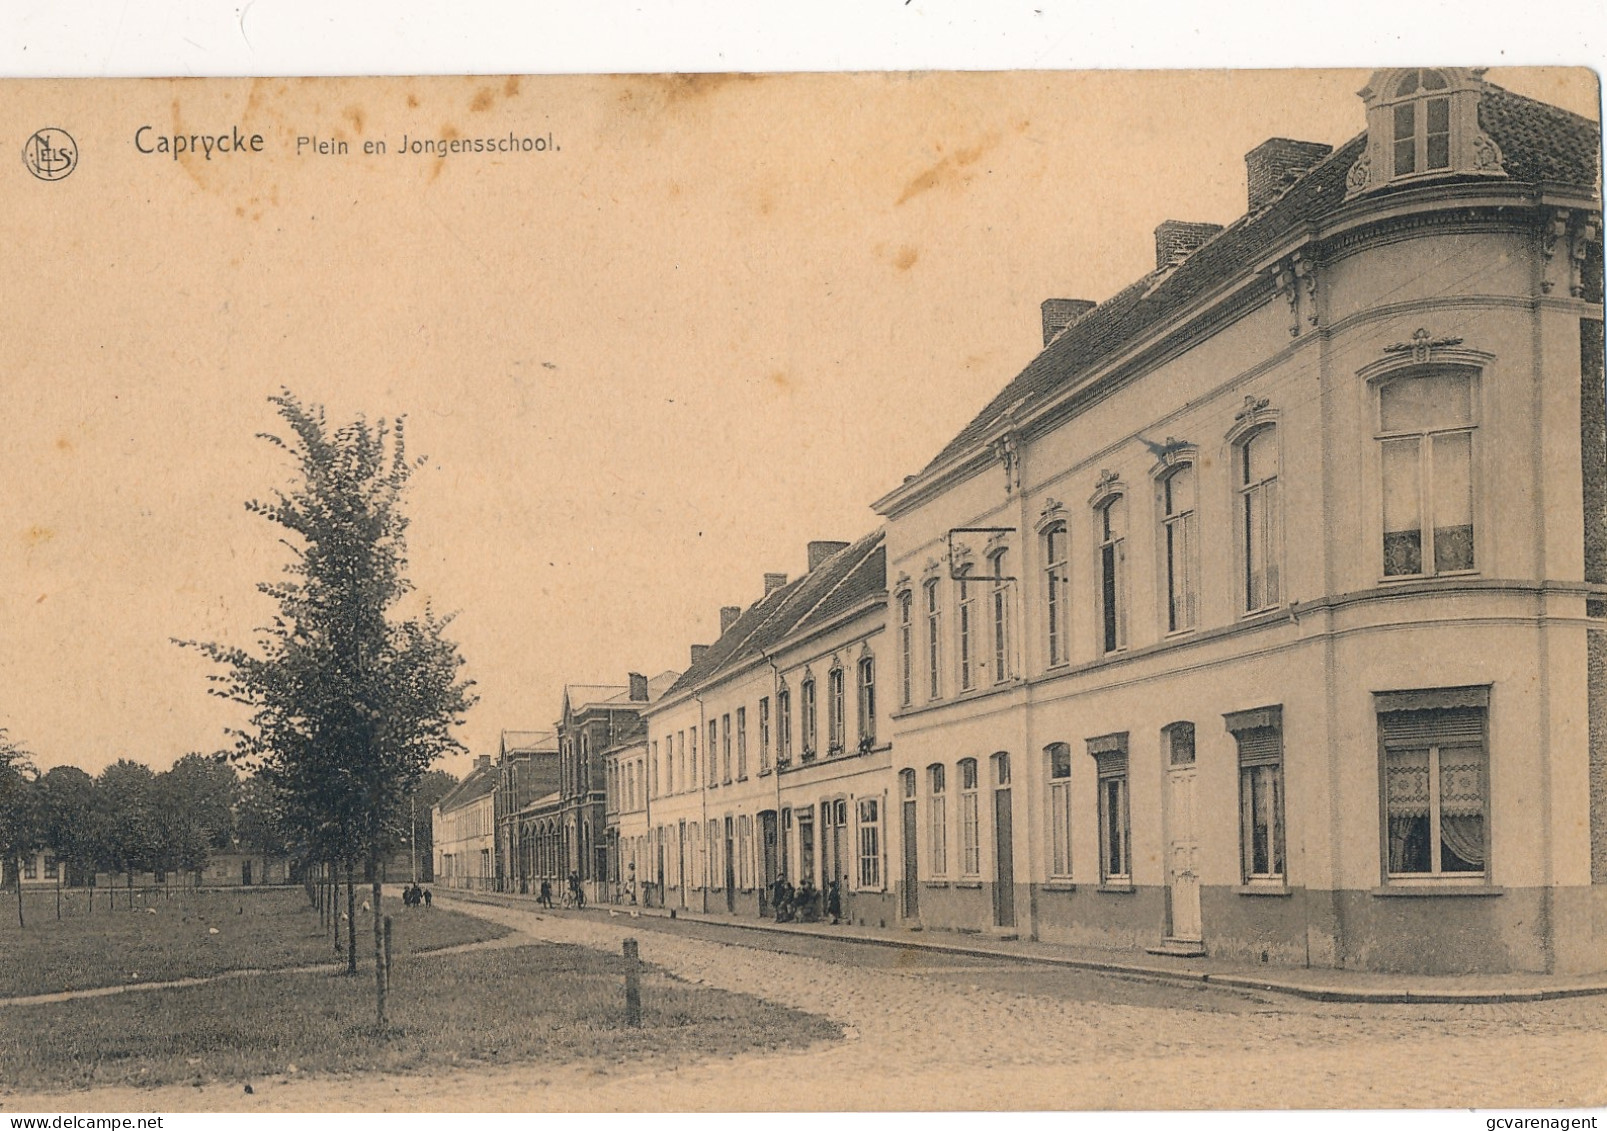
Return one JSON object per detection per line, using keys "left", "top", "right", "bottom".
{"left": 5, "top": 393, "right": 475, "bottom": 1035}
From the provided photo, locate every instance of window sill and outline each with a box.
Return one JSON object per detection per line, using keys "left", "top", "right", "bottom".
{"left": 1377, "top": 569, "right": 1480, "bottom": 586}
{"left": 923, "top": 880, "right": 950, "bottom": 889}
{"left": 1235, "top": 883, "right": 1292, "bottom": 897}
{"left": 954, "top": 880, "right": 983, "bottom": 889}
{"left": 1371, "top": 883, "right": 1503, "bottom": 898}
{"left": 1042, "top": 881, "right": 1077, "bottom": 892}
{"left": 1096, "top": 882, "right": 1136, "bottom": 894}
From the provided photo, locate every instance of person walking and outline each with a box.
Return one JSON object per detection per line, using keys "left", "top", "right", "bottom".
{"left": 538, "top": 878, "right": 552, "bottom": 908}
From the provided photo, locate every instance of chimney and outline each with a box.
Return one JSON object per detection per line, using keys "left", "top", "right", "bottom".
{"left": 690, "top": 643, "right": 710, "bottom": 665}
{"left": 1154, "top": 220, "right": 1225, "bottom": 271}
{"left": 1245, "top": 138, "right": 1332, "bottom": 213}
{"left": 720, "top": 605, "right": 742, "bottom": 635}
{"left": 475, "top": 754, "right": 491, "bottom": 772}
{"left": 807, "top": 540, "right": 850, "bottom": 571}
{"left": 763, "top": 572, "right": 789, "bottom": 596}
{"left": 1040, "top": 298, "right": 1096, "bottom": 346}
{"left": 628, "top": 671, "right": 649, "bottom": 701}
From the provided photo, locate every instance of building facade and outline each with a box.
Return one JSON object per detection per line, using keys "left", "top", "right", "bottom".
{"left": 554, "top": 672, "right": 678, "bottom": 903}
{"left": 642, "top": 534, "right": 895, "bottom": 926}
{"left": 494, "top": 729, "right": 560, "bottom": 893}
{"left": 871, "top": 70, "right": 1604, "bottom": 974}
{"left": 433, "top": 754, "right": 498, "bottom": 890}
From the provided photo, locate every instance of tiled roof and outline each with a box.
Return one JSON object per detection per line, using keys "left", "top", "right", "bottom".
{"left": 660, "top": 530, "right": 887, "bottom": 702}
{"left": 500, "top": 729, "right": 557, "bottom": 756}
{"left": 794, "top": 542, "right": 887, "bottom": 634}
{"left": 911, "top": 85, "right": 1600, "bottom": 483}
{"left": 436, "top": 762, "right": 497, "bottom": 813}
{"left": 565, "top": 684, "right": 626, "bottom": 712}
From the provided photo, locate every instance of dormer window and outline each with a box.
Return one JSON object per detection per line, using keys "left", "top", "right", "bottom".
{"left": 1390, "top": 69, "right": 1451, "bottom": 177}
{"left": 1347, "top": 68, "right": 1505, "bottom": 198}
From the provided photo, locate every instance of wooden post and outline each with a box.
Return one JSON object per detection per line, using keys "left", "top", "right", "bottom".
{"left": 622, "top": 937, "right": 642, "bottom": 1027}
{"left": 383, "top": 915, "right": 393, "bottom": 990}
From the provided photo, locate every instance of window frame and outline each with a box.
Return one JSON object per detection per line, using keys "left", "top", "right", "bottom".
{"left": 800, "top": 675, "right": 818, "bottom": 762}
{"left": 989, "top": 548, "right": 1012, "bottom": 684}
{"left": 1158, "top": 461, "right": 1199, "bottom": 634}
{"left": 1385, "top": 69, "right": 1453, "bottom": 179}
{"left": 897, "top": 589, "right": 914, "bottom": 707}
{"left": 1236, "top": 424, "right": 1283, "bottom": 616}
{"left": 1088, "top": 733, "right": 1131, "bottom": 886}
{"left": 924, "top": 578, "right": 943, "bottom": 701}
{"left": 1225, "top": 706, "right": 1286, "bottom": 886}
{"left": 927, "top": 763, "right": 948, "bottom": 878}
{"left": 957, "top": 567, "right": 977, "bottom": 692}
{"left": 827, "top": 664, "right": 846, "bottom": 755}
{"left": 857, "top": 653, "right": 876, "bottom": 747}
{"left": 1042, "top": 520, "right": 1071, "bottom": 668}
{"left": 1095, "top": 492, "right": 1129, "bottom": 654}
{"left": 857, "top": 797, "right": 883, "bottom": 890}
{"left": 1373, "top": 365, "right": 1481, "bottom": 581}
{"left": 758, "top": 696, "right": 771, "bottom": 772}
{"left": 736, "top": 706, "right": 748, "bottom": 780}
{"left": 777, "top": 685, "right": 792, "bottom": 766}
{"left": 958, "top": 757, "right": 981, "bottom": 877}
{"left": 721, "top": 713, "right": 733, "bottom": 783}
{"left": 1046, "top": 742, "right": 1074, "bottom": 880}
{"left": 1376, "top": 688, "right": 1491, "bottom": 885}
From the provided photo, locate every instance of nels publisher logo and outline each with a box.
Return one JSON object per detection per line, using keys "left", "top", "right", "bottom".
{"left": 22, "top": 127, "right": 78, "bottom": 181}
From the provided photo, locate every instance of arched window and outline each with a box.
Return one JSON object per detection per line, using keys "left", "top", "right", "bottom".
{"left": 927, "top": 763, "right": 948, "bottom": 877}
{"left": 857, "top": 654, "right": 876, "bottom": 746}
{"left": 800, "top": 674, "right": 818, "bottom": 761}
{"left": 956, "top": 567, "right": 977, "bottom": 691}
{"left": 1378, "top": 368, "right": 1477, "bottom": 577}
{"left": 1045, "top": 743, "right": 1073, "bottom": 879}
{"left": 827, "top": 663, "right": 846, "bottom": 754}
{"left": 1096, "top": 494, "right": 1128, "bottom": 653}
{"left": 897, "top": 590, "right": 914, "bottom": 707}
{"left": 1043, "top": 522, "right": 1070, "bottom": 667}
{"left": 1388, "top": 68, "right": 1452, "bottom": 177}
{"left": 958, "top": 757, "right": 980, "bottom": 876}
{"left": 989, "top": 549, "right": 1012, "bottom": 684}
{"left": 1160, "top": 464, "right": 1198, "bottom": 633}
{"left": 1239, "top": 427, "right": 1282, "bottom": 613}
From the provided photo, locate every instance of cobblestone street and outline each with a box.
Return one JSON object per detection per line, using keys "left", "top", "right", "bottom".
{"left": 438, "top": 898, "right": 1607, "bottom": 1111}
{"left": 30, "top": 893, "right": 1599, "bottom": 1113}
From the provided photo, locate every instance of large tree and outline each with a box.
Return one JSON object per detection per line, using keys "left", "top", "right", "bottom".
{"left": 235, "top": 772, "right": 294, "bottom": 882}
{"left": 153, "top": 754, "right": 239, "bottom": 879}
{"left": 95, "top": 759, "right": 158, "bottom": 898}
{"left": 0, "top": 728, "right": 42, "bottom": 927}
{"left": 36, "top": 765, "right": 97, "bottom": 888}
{"left": 183, "top": 391, "right": 475, "bottom": 1031}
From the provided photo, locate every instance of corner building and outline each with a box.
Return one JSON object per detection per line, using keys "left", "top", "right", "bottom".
{"left": 874, "top": 70, "right": 1604, "bottom": 974}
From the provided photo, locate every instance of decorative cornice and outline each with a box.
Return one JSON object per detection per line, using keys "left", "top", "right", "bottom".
{"left": 1035, "top": 496, "right": 1066, "bottom": 531}
{"left": 1383, "top": 327, "right": 1466, "bottom": 362}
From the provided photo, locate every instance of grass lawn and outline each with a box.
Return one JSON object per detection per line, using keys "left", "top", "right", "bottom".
{"left": 0, "top": 940, "right": 842, "bottom": 1092}
{"left": 0, "top": 887, "right": 508, "bottom": 999}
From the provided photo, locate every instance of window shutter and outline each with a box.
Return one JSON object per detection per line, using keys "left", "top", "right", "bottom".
{"left": 1236, "top": 727, "right": 1282, "bottom": 767}
{"left": 1087, "top": 732, "right": 1129, "bottom": 777}
{"left": 1378, "top": 706, "right": 1484, "bottom": 745}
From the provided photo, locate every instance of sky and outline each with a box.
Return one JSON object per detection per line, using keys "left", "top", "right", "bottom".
{"left": 0, "top": 60, "right": 1598, "bottom": 780}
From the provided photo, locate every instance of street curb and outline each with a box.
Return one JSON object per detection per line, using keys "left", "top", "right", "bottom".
{"left": 440, "top": 890, "right": 1607, "bottom": 1006}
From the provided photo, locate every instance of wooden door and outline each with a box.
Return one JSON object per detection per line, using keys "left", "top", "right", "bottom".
{"left": 1167, "top": 760, "right": 1202, "bottom": 942}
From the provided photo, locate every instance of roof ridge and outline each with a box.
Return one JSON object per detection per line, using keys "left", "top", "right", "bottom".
{"left": 779, "top": 530, "right": 885, "bottom": 634}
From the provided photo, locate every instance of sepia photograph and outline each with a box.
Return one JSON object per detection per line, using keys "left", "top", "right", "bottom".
{"left": 0, "top": 11, "right": 1603, "bottom": 1120}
